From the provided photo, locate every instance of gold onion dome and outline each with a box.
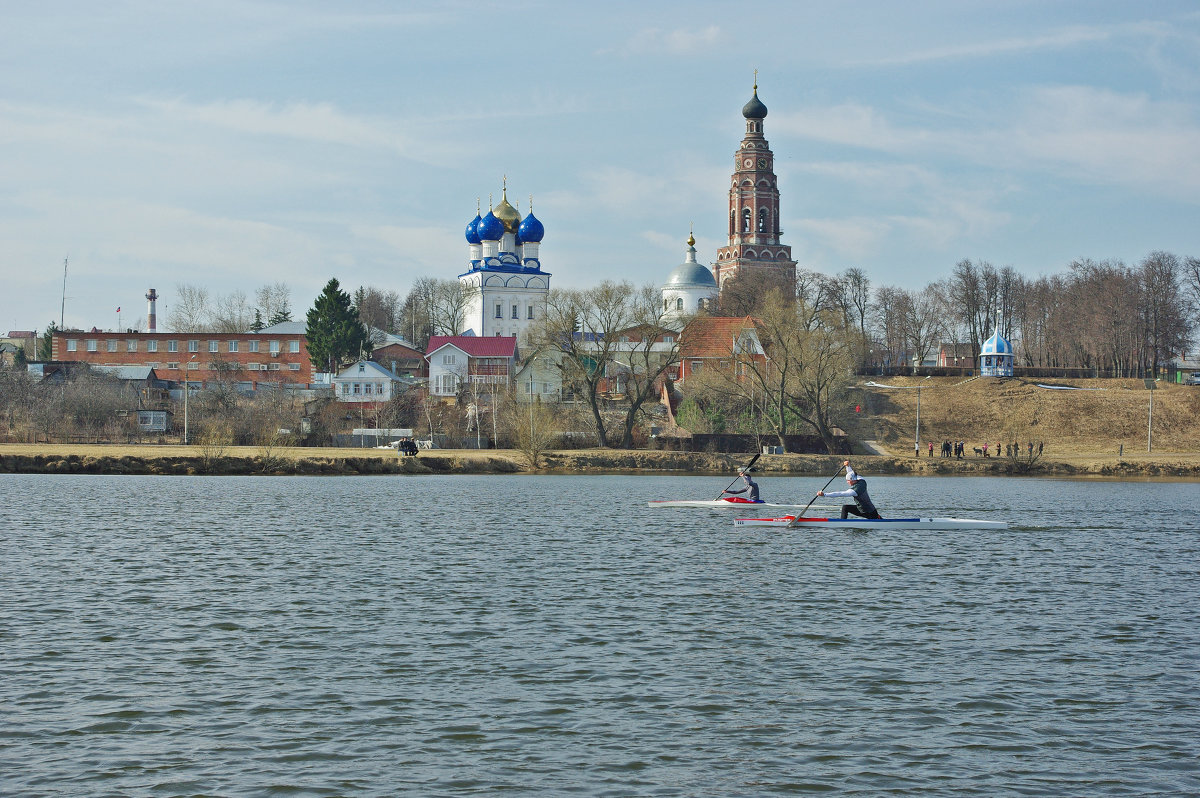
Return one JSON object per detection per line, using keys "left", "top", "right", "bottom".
{"left": 493, "top": 189, "right": 522, "bottom": 234}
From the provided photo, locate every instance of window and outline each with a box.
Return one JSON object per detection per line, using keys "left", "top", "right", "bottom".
{"left": 107, "top": 340, "right": 118, "bottom": 352}
{"left": 66, "top": 339, "right": 77, "bottom": 352}
{"left": 353, "top": 383, "right": 361, "bottom": 395}
{"left": 267, "top": 363, "right": 280, "bottom": 371}
{"left": 248, "top": 363, "right": 261, "bottom": 371}
{"left": 341, "top": 383, "right": 349, "bottom": 395}
{"left": 758, "top": 207, "right": 769, "bottom": 232}
{"left": 147, "top": 340, "right": 158, "bottom": 353}
{"left": 442, "top": 354, "right": 455, "bottom": 365}
{"left": 126, "top": 339, "right": 137, "bottom": 352}
{"left": 676, "top": 298, "right": 683, "bottom": 310}
{"left": 364, "top": 383, "right": 372, "bottom": 395}
{"left": 87, "top": 340, "right": 97, "bottom": 352}
{"left": 208, "top": 340, "right": 218, "bottom": 353}
{"left": 188, "top": 340, "right": 199, "bottom": 352}
{"left": 663, "top": 335, "right": 675, "bottom": 343}
{"left": 168, "top": 340, "right": 178, "bottom": 353}
{"left": 187, "top": 361, "right": 199, "bottom": 370}
{"left": 494, "top": 303, "right": 502, "bottom": 319}
{"left": 167, "top": 362, "right": 179, "bottom": 370}
{"left": 742, "top": 207, "right": 751, "bottom": 233}
{"left": 358, "top": 363, "right": 366, "bottom": 373}
{"left": 228, "top": 341, "right": 239, "bottom": 353}
{"left": 249, "top": 340, "right": 259, "bottom": 353}
{"left": 289, "top": 340, "right": 299, "bottom": 353}
{"left": 527, "top": 306, "right": 534, "bottom": 319}
{"left": 691, "top": 360, "right": 703, "bottom": 372}
{"left": 288, "top": 363, "right": 300, "bottom": 371}
{"left": 512, "top": 304, "right": 519, "bottom": 319}
{"left": 269, "top": 340, "right": 280, "bottom": 353}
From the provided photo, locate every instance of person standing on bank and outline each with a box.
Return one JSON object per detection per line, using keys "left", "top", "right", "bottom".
{"left": 723, "top": 467, "right": 761, "bottom": 502}
{"left": 817, "top": 462, "right": 882, "bottom": 520}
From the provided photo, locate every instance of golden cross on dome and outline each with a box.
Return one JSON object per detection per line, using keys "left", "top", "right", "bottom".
{"left": 528, "top": 194, "right": 534, "bottom": 213}
{"left": 753, "top": 69, "right": 758, "bottom": 91}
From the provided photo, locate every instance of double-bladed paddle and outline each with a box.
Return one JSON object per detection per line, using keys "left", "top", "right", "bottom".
{"left": 715, "top": 453, "right": 761, "bottom": 500}
{"left": 788, "top": 460, "right": 849, "bottom": 528}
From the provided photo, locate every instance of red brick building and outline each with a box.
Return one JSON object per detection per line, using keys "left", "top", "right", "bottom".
{"left": 51, "top": 330, "right": 314, "bottom": 387}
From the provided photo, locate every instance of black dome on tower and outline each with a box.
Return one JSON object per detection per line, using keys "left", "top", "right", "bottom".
{"left": 742, "top": 87, "right": 768, "bottom": 119}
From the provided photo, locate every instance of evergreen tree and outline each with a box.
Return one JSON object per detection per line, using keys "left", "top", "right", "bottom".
{"left": 268, "top": 302, "right": 292, "bottom": 326}
{"left": 250, "top": 309, "right": 265, "bottom": 332}
{"left": 38, "top": 321, "right": 58, "bottom": 361}
{"left": 306, "top": 278, "right": 372, "bottom": 374}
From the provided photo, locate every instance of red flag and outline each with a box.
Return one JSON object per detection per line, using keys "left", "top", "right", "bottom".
{"left": 116, "top": 306, "right": 121, "bottom": 313}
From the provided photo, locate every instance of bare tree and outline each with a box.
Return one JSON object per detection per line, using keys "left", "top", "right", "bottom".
{"left": 528, "top": 281, "right": 639, "bottom": 448}
{"left": 210, "top": 290, "right": 254, "bottom": 333}
{"left": 255, "top": 282, "right": 293, "bottom": 325}
{"left": 167, "top": 284, "right": 211, "bottom": 332}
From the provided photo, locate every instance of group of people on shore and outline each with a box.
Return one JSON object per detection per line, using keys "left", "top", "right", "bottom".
{"left": 919, "top": 440, "right": 1044, "bottom": 459}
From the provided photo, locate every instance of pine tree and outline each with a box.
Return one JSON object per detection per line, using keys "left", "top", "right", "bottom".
{"left": 38, "top": 321, "right": 58, "bottom": 361}
{"left": 268, "top": 300, "right": 292, "bottom": 326}
{"left": 250, "top": 309, "right": 265, "bottom": 332}
{"left": 306, "top": 278, "right": 372, "bottom": 374}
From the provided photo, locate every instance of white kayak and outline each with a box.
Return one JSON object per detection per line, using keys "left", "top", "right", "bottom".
{"left": 649, "top": 499, "right": 809, "bottom": 510}
{"left": 733, "top": 515, "right": 1008, "bottom": 530}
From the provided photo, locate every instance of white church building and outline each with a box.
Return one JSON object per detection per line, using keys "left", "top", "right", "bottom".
{"left": 460, "top": 186, "right": 550, "bottom": 340}
{"left": 661, "top": 233, "right": 718, "bottom": 322}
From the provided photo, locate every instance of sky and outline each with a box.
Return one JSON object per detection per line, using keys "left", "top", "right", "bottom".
{"left": 2, "top": 0, "right": 1199, "bottom": 334}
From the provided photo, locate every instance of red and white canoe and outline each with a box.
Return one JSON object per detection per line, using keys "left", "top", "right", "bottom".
{"left": 733, "top": 515, "right": 1008, "bottom": 530}
{"left": 649, "top": 498, "right": 808, "bottom": 510}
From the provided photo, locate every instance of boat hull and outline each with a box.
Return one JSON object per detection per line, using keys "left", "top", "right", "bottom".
{"left": 649, "top": 499, "right": 804, "bottom": 509}
{"left": 733, "top": 516, "right": 1008, "bottom": 530}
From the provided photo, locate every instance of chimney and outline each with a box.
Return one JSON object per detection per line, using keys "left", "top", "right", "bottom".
{"left": 145, "top": 288, "right": 158, "bottom": 332}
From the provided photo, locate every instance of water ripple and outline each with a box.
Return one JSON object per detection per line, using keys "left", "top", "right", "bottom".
{"left": 1, "top": 473, "right": 1198, "bottom": 796}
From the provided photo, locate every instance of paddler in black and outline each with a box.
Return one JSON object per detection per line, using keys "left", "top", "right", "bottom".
{"left": 723, "top": 467, "right": 761, "bottom": 502}
{"left": 817, "top": 463, "right": 881, "bottom": 520}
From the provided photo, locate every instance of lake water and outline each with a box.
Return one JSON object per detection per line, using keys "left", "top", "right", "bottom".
{"left": 2, "top": 473, "right": 1198, "bottom": 796}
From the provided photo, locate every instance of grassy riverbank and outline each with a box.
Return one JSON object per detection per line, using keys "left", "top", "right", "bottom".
{"left": 2, "top": 443, "right": 1198, "bottom": 478}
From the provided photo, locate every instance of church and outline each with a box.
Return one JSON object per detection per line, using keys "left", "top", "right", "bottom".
{"left": 661, "top": 80, "right": 797, "bottom": 311}
{"left": 459, "top": 182, "right": 550, "bottom": 339}
{"left": 453, "top": 81, "right": 796, "bottom": 339}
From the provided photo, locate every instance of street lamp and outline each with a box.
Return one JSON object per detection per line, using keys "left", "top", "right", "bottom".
{"left": 866, "top": 376, "right": 930, "bottom": 457}
{"left": 183, "top": 354, "right": 197, "bottom": 445}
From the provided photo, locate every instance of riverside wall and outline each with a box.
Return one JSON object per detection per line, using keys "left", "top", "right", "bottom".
{"left": 2, "top": 449, "right": 1198, "bottom": 478}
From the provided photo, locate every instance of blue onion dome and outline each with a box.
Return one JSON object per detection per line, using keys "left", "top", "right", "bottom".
{"left": 493, "top": 190, "right": 522, "bottom": 234}
{"left": 742, "top": 84, "right": 768, "bottom": 119}
{"left": 981, "top": 329, "right": 1013, "bottom": 356}
{"left": 665, "top": 234, "right": 717, "bottom": 288}
{"left": 518, "top": 211, "right": 544, "bottom": 243}
{"left": 465, "top": 213, "right": 482, "bottom": 244}
{"left": 477, "top": 210, "right": 504, "bottom": 241}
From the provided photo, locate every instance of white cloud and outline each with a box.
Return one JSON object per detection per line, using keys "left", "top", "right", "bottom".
{"left": 611, "top": 25, "right": 723, "bottom": 56}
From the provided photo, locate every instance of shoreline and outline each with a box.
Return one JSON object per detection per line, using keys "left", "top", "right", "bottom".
{"left": 1, "top": 444, "right": 1198, "bottom": 479}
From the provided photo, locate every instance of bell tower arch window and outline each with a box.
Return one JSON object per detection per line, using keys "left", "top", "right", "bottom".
{"left": 741, "top": 208, "right": 751, "bottom": 233}
{"left": 757, "top": 208, "right": 769, "bottom": 232}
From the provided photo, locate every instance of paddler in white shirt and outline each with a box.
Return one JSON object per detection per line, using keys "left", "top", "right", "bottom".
{"left": 817, "top": 462, "right": 882, "bottom": 519}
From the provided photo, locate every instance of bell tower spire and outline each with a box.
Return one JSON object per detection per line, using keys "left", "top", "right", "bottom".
{"left": 713, "top": 77, "right": 796, "bottom": 290}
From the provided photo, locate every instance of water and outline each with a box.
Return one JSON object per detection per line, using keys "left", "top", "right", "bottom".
{"left": 2, "top": 473, "right": 1198, "bottom": 796}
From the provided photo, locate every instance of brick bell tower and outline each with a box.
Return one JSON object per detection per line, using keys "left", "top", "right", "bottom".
{"left": 713, "top": 77, "right": 797, "bottom": 290}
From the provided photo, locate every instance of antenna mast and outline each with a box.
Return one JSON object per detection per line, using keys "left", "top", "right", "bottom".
{"left": 60, "top": 257, "right": 68, "bottom": 327}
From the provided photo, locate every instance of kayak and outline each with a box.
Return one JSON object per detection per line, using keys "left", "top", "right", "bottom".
{"left": 733, "top": 515, "right": 1008, "bottom": 530}
{"left": 649, "top": 499, "right": 811, "bottom": 509}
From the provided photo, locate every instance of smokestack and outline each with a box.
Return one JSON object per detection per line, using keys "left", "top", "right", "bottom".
{"left": 145, "top": 288, "right": 158, "bottom": 332}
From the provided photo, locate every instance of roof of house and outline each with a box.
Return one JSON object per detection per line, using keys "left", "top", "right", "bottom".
{"left": 426, "top": 335, "right": 518, "bottom": 358}
{"left": 93, "top": 365, "right": 160, "bottom": 381}
{"left": 6, "top": 330, "right": 35, "bottom": 338}
{"left": 254, "top": 321, "right": 307, "bottom": 335}
{"left": 333, "top": 360, "right": 405, "bottom": 382}
{"left": 679, "top": 316, "right": 760, "bottom": 358}
{"left": 373, "top": 341, "right": 424, "bottom": 359}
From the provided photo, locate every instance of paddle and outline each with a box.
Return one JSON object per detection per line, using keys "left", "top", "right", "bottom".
{"left": 788, "top": 460, "right": 848, "bottom": 528}
{"left": 715, "top": 453, "right": 761, "bottom": 500}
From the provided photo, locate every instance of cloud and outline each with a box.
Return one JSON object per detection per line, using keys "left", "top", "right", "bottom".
{"left": 610, "top": 25, "right": 723, "bottom": 56}
{"left": 846, "top": 25, "right": 1112, "bottom": 67}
